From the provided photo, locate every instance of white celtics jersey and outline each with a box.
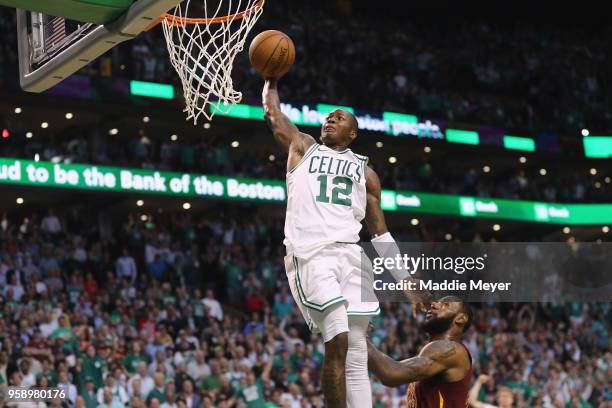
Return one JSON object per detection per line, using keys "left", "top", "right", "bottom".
{"left": 284, "top": 143, "right": 368, "bottom": 257}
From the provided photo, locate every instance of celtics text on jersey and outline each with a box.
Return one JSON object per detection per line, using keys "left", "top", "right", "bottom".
{"left": 284, "top": 143, "right": 368, "bottom": 258}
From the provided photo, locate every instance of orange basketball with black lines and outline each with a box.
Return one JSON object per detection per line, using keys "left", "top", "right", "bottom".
{"left": 248, "top": 30, "right": 295, "bottom": 79}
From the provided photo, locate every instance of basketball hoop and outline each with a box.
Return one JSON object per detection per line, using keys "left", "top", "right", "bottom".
{"left": 158, "top": 0, "right": 265, "bottom": 124}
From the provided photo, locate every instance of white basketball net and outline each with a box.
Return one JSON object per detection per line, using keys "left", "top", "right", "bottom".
{"left": 162, "top": 0, "right": 264, "bottom": 124}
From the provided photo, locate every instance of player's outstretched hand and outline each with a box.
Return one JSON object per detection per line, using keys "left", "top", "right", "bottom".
{"left": 411, "top": 302, "right": 429, "bottom": 319}
{"left": 402, "top": 284, "right": 433, "bottom": 318}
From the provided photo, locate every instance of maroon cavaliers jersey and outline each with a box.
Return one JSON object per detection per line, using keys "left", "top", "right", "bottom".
{"left": 406, "top": 342, "right": 472, "bottom": 408}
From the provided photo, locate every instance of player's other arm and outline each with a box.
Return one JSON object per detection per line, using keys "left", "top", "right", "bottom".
{"left": 364, "top": 166, "right": 389, "bottom": 237}
{"left": 262, "top": 79, "right": 315, "bottom": 155}
{"left": 365, "top": 167, "right": 433, "bottom": 306}
{"left": 367, "top": 339, "right": 461, "bottom": 387}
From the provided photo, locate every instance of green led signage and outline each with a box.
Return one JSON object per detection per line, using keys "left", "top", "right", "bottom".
{"left": 504, "top": 135, "right": 536, "bottom": 152}
{"left": 583, "top": 136, "right": 612, "bottom": 158}
{"left": 381, "top": 191, "right": 612, "bottom": 225}
{"left": 208, "top": 103, "right": 443, "bottom": 139}
{"left": 445, "top": 129, "right": 480, "bottom": 145}
{"left": 214, "top": 103, "right": 264, "bottom": 121}
{"left": 130, "top": 80, "right": 174, "bottom": 99}
{"left": 316, "top": 104, "right": 355, "bottom": 114}
{"left": 0, "top": 158, "right": 285, "bottom": 201}
{"left": 2, "top": 158, "right": 610, "bottom": 225}
{"left": 119, "top": 88, "right": 601, "bottom": 158}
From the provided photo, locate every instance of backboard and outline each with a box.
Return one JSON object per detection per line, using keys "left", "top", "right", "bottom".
{"left": 0, "top": 0, "right": 180, "bottom": 92}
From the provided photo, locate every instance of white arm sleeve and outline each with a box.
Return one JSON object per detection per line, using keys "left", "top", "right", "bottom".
{"left": 370, "top": 232, "right": 410, "bottom": 282}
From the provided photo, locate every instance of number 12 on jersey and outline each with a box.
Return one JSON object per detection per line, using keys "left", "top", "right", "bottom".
{"left": 315, "top": 175, "right": 353, "bottom": 206}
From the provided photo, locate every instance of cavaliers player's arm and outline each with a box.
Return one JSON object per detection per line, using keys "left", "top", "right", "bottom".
{"left": 367, "top": 339, "right": 465, "bottom": 387}
{"left": 365, "top": 167, "right": 433, "bottom": 306}
{"left": 262, "top": 79, "right": 315, "bottom": 169}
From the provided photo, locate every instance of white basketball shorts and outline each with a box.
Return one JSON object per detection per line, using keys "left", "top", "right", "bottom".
{"left": 284, "top": 243, "right": 380, "bottom": 335}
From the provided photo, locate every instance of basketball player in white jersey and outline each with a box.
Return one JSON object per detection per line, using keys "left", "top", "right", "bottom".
{"left": 263, "top": 78, "right": 424, "bottom": 407}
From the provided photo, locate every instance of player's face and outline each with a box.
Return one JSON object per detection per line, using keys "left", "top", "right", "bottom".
{"left": 321, "top": 109, "right": 356, "bottom": 147}
{"left": 425, "top": 298, "right": 462, "bottom": 320}
{"left": 422, "top": 297, "right": 463, "bottom": 335}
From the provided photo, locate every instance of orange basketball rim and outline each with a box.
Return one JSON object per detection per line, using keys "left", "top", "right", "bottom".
{"left": 146, "top": 0, "right": 265, "bottom": 30}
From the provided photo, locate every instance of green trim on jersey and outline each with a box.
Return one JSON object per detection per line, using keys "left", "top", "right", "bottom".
{"left": 354, "top": 153, "right": 369, "bottom": 180}
{"left": 293, "top": 257, "right": 347, "bottom": 312}
{"left": 319, "top": 145, "right": 350, "bottom": 154}
{"left": 317, "top": 145, "right": 357, "bottom": 154}
{"left": 288, "top": 143, "right": 319, "bottom": 174}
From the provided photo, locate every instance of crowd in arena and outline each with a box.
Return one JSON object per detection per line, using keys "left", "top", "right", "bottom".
{"left": 0, "top": 2, "right": 611, "bottom": 407}
{"left": 2, "top": 1, "right": 611, "bottom": 137}
{"left": 0, "top": 206, "right": 609, "bottom": 407}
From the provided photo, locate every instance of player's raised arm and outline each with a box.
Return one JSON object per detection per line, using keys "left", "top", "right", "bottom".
{"left": 262, "top": 79, "right": 314, "bottom": 155}
{"left": 367, "top": 338, "right": 463, "bottom": 387}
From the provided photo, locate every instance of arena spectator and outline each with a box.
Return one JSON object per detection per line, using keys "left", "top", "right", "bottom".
{"left": 58, "top": 370, "right": 78, "bottom": 406}
{"left": 116, "top": 248, "right": 138, "bottom": 283}
{"left": 201, "top": 289, "right": 223, "bottom": 322}
{"left": 41, "top": 210, "right": 62, "bottom": 235}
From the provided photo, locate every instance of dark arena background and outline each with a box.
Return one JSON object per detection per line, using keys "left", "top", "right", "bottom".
{"left": 0, "top": 1, "right": 610, "bottom": 407}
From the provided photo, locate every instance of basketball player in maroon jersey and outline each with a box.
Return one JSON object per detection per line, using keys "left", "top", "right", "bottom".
{"left": 367, "top": 296, "right": 473, "bottom": 408}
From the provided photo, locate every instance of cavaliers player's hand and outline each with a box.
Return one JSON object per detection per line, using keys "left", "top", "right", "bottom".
{"left": 411, "top": 302, "right": 429, "bottom": 319}
{"left": 402, "top": 285, "right": 432, "bottom": 318}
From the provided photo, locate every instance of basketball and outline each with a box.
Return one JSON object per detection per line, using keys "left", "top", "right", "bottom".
{"left": 248, "top": 30, "right": 295, "bottom": 79}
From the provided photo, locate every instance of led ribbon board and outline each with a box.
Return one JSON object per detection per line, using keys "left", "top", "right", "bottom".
{"left": 212, "top": 103, "right": 444, "bottom": 139}
{"left": 130, "top": 80, "right": 174, "bottom": 99}
{"left": 0, "top": 158, "right": 286, "bottom": 202}
{"left": 41, "top": 75, "right": 606, "bottom": 158}
{"left": 1, "top": 158, "right": 611, "bottom": 225}
{"left": 583, "top": 136, "right": 612, "bottom": 158}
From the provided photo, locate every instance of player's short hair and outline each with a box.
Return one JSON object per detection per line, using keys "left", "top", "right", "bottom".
{"left": 346, "top": 110, "right": 359, "bottom": 132}
{"left": 440, "top": 295, "right": 473, "bottom": 333}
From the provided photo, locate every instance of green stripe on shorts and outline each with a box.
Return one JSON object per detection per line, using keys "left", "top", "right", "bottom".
{"left": 293, "top": 256, "right": 346, "bottom": 312}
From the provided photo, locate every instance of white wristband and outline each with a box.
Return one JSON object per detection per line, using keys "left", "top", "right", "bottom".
{"left": 371, "top": 232, "right": 410, "bottom": 281}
